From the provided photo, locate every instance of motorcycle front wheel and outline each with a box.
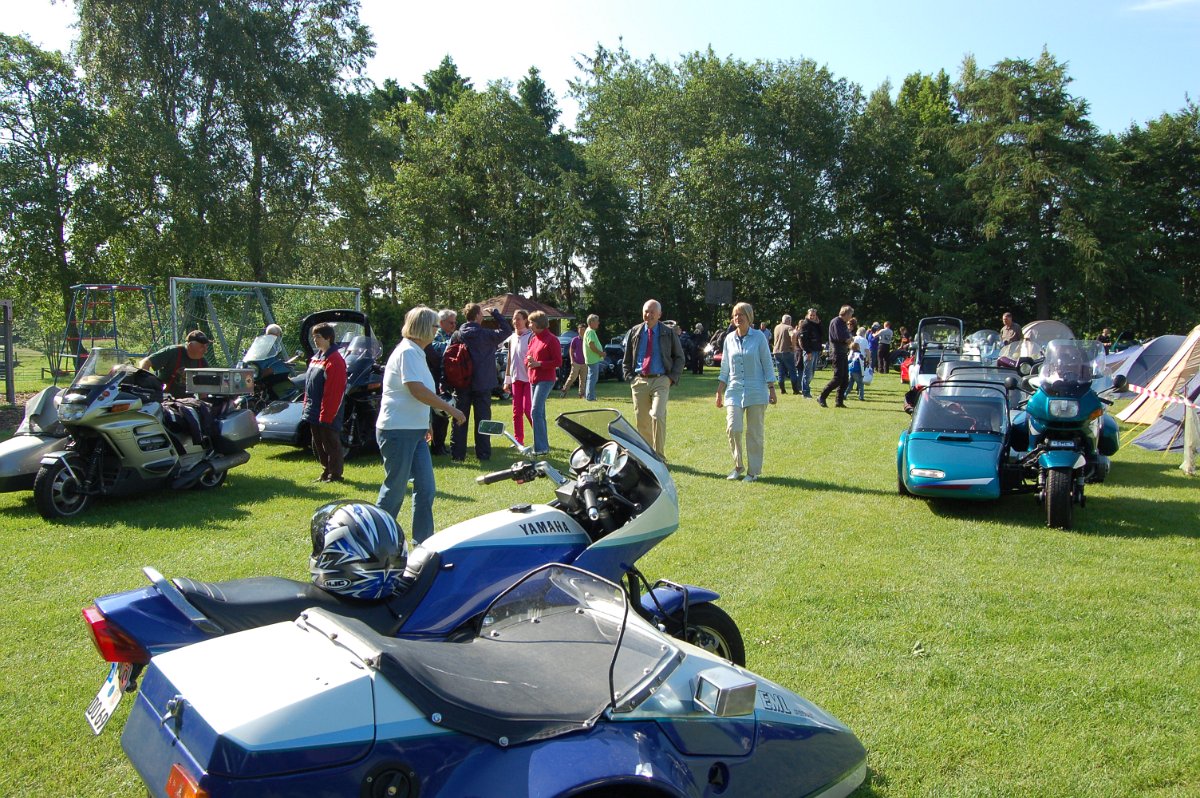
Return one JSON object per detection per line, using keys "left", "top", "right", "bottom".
{"left": 33, "top": 460, "right": 93, "bottom": 519}
{"left": 672, "top": 603, "right": 746, "bottom": 666}
{"left": 1045, "top": 467, "right": 1074, "bottom": 529}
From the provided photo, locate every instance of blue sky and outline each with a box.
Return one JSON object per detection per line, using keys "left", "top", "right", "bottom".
{"left": 5, "top": 0, "right": 1198, "bottom": 133}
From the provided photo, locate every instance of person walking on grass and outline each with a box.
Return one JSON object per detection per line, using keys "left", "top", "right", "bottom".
{"left": 717, "top": 302, "right": 776, "bottom": 482}
{"left": 623, "top": 299, "right": 685, "bottom": 458}
{"left": 560, "top": 324, "right": 587, "bottom": 398}
{"left": 818, "top": 305, "right": 854, "bottom": 408}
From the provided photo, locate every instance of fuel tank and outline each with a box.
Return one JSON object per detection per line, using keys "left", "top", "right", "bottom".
{"left": 401, "top": 505, "right": 590, "bottom": 636}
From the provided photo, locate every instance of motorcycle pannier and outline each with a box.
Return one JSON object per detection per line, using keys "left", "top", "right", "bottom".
{"left": 215, "top": 411, "right": 261, "bottom": 454}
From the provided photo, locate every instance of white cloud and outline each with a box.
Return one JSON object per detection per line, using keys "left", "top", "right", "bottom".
{"left": 1129, "top": 0, "right": 1200, "bottom": 11}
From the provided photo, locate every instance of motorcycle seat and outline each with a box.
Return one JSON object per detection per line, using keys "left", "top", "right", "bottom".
{"left": 171, "top": 547, "right": 442, "bottom": 637}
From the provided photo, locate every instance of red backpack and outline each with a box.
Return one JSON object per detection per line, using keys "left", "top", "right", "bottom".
{"left": 442, "top": 335, "right": 473, "bottom": 390}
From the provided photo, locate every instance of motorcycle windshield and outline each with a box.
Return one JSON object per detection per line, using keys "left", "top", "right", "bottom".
{"left": 343, "top": 335, "right": 381, "bottom": 364}
{"left": 556, "top": 408, "right": 658, "bottom": 463}
{"left": 1041, "top": 340, "right": 1107, "bottom": 389}
{"left": 69, "top": 348, "right": 133, "bottom": 390}
{"left": 242, "top": 334, "right": 282, "bottom": 362}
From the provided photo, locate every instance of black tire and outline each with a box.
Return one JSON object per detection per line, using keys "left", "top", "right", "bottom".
{"left": 1046, "top": 467, "right": 1074, "bottom": 529}
{"left": 194, "top": 467, "right": 227, "bottom": 490}
{"left": 33, "top": 460, "right": 93, "bottom": 519}
{"left": 672, "top": 603, "right": 746, "bottom": 666}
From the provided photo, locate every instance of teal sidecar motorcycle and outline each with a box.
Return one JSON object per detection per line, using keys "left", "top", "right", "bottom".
{"left": 898, "top": 340, "right": 1125, "bottom": 529}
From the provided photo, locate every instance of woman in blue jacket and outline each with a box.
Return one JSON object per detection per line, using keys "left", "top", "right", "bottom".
{"left": 716, "top": 302, "right": 777, "bottom": 482}
{"left": 303, "top": 322, "right": 348, "bottom": 482}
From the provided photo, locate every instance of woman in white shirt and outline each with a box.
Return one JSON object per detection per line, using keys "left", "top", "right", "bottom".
{"left": 503, "top": 309, "right": 534, "bottom": 446}
{"left": 716, "top": 302, "right": 777, "bottom": 482}
{"left": 376, "top": 306, "right": 465, "bottom": 542}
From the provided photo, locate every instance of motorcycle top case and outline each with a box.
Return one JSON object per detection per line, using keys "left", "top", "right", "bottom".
{"left": 185, "top": 368, "right": 254, "bottom": 397}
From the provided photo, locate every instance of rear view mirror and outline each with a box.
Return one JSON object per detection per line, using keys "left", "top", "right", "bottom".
{"left": 1004, "top": 376, "right": 1020, "bottom": 391}
{"left": 477, "top": 420, "right": 505, "bottom": 436}
{"left": 1111, "top": 374, "right": 1128, "bottom": 392}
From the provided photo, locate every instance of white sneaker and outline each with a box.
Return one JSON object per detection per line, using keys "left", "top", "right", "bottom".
{"left": 726, "top": 469, "right": 742, "bottom": 480}
{"left": 742, "top": 474, "right": 759, "bottom": 483}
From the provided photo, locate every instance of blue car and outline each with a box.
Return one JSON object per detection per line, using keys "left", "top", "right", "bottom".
{"left": 118, "top": 564, "right": 868, "bottom": 798}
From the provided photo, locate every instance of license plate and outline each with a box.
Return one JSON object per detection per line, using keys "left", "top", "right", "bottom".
{"left": 86, "top": 662, "right": 132, "bottom": 735}
{"left": 1048, "top": 440, "right": 1075, "bottom": 449}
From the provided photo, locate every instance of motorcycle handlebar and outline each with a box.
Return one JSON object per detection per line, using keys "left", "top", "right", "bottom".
{"left": 476, "top": 466, "right": 519, "bottom": 485}
{"left": 582, "top": 482, "right": 601, "bottom": 521}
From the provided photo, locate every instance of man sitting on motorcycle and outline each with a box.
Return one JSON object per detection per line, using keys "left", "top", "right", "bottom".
{"left": 140, "top": 330, "right": 211, "bottom": 398}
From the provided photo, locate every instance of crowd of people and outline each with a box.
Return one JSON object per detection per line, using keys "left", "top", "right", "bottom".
{"left": 145, "top": 299, "right": 1031, "bottom": 542}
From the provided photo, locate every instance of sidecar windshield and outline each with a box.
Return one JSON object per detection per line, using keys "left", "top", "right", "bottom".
{"left": 69, "top": 348, "right": 133, "bottom": 389}
{"left": 374, "top": 565, "right": 679, "bottom": 745}
{"left": 1041, "top": 340, "right": 1106, "bottom": 386}
{"left": 242, "top": 334, "right": 282, "bottom": 362}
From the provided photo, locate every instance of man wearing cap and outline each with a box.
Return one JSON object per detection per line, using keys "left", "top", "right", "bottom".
{"left": 140, "top": 330, "right": 211, "bottom": 397}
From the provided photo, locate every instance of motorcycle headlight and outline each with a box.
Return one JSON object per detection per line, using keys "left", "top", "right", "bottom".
{"left": 1048, "top": 399, "right": 1079, "bottom": 418}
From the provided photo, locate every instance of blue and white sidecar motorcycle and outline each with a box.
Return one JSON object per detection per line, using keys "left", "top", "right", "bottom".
{"left": 121, "top": 564, "right": 867, "bottom": 798}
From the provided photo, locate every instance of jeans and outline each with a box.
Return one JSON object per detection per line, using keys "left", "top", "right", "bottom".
{"left": 376, "top": 427, "right": 436, "bottom": 543}
{"left": 451, "top": 388, "right": 493, "bottom": 460}
{"left": 531, "top": 379, "right": 554, "bottom": 452}
{"left": 800, "top": 351, "right": 818, "bottom": 396}
{"left": 585, "top": 362, "right": 600, "bottom": 400}
{"left": 774, "top": 353, "right": 799, "bottom": 392}
{"left": 849, "top": 369, "right": 865, "bottom": 400}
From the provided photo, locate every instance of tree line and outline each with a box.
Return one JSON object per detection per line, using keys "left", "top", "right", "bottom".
{"left": 2, "top": 0, "right": 1197, "bottom": 346}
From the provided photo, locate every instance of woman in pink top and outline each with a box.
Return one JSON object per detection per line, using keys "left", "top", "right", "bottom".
{"left": 525, "top": 311, "right": 563, "bottom": 455}
{"left": 503, "top": 309, "right": 534, "bottom": 445}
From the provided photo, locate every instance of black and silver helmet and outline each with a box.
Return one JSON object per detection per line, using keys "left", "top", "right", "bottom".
{"left": 309, "top": 502, "right": 407, "bottom": 600}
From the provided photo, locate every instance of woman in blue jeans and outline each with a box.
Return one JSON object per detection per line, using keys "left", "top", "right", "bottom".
{"left": 525, "top": 311, "right": 562, "bottom": 455}
{"left": 376, "top": 306, "right": 465, "bottom": 542}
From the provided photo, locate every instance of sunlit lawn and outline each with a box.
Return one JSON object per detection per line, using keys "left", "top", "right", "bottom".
{"left": 0, "top": 366, "right": 1197, "bottom": 796}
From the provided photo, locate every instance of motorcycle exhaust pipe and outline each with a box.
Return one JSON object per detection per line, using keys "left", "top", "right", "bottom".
{"left": 171, "top": 450, "right": 251, "bottom": 489}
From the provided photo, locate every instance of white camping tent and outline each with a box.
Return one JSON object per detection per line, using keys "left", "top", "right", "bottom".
{"left": 1117, "top": 324, "right": 1200, "bottom": 426}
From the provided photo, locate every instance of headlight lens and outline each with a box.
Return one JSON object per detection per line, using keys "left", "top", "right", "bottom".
{"left": 1048, "top": 399, "right": 1079, "bottom": 418}
{"left": 910, "top": 468, "right": 945, "bottom": 479}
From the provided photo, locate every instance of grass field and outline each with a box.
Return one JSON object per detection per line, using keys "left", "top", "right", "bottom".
{"left": 1, "top": 366, "right": 1197, "bottom": 797}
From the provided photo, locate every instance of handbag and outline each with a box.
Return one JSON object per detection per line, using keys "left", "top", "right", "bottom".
{"left": 863, "top": 365, "right": 874, "bottom": 385}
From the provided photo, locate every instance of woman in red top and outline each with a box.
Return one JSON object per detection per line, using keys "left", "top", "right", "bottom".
{"left": 525, "top": 311, "right": 563, "bottom": 455}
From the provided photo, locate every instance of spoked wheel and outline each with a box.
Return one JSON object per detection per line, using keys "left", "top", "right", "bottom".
{"left": 672, "top": 603, "right": 746, "bottom": 666}
{"left": 33, "top": 460, "right": 93, "bottom": 519}
{"left": 194, "top": 468, "right": 227, "bottom": 489}
{"left": 1045, "top": 467, "right": 1074, "bottom": 529}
